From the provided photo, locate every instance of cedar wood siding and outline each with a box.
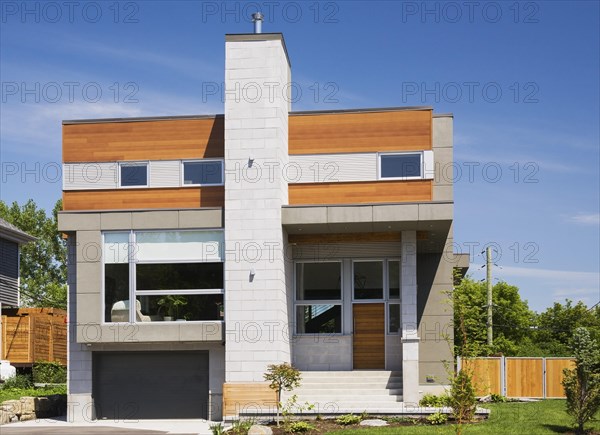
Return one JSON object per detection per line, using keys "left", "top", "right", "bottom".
{"left": 62, "top": 110, "right": 433, "bottom": 210}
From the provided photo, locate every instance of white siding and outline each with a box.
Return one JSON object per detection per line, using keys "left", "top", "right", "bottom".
{"left": 289, "top": 153, "right": 376, "bottom": 183}
{"left": 149, "top": 160, "right": 180, "bottom": 188}
{"left": 63, "top": 163, "right": 118, "bottom": 190}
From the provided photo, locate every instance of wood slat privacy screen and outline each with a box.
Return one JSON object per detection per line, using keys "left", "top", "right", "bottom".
{"left": 458, "top": 356, "right": 575, "bottom": 398}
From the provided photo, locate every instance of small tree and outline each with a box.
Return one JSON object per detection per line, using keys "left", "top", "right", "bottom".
{"left": 562, "top": 327, "right": 600, "bottom": 434}
{"left": 263, "top": 363, "right": 301, "bottom": 426}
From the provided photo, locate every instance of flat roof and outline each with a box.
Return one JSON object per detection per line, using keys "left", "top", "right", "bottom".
{"left": 62, "top": 106, "right": 440, "bottom": 125}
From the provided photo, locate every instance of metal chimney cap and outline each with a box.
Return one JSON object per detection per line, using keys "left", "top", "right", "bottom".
{"left": 252, "top": 12, "right": 264, "bottom": 21}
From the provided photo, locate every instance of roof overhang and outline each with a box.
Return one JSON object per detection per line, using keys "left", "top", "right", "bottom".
{"left": 282, "top": 201, "right": 453, "bottom": 254}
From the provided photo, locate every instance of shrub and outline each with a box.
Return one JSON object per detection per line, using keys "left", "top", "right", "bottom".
{"left": 230, "top": 419, "right": 254, "bottom": 434}
{"left": 1, "top": 374, "right": 33, "bottom": 390}
{"left": 448, "top": 369, "right": 477, "bottom": 425}
{"left": 288, "top": 421, "right": 315, "bottom": 433}
{"left": 336, "top": 414, "right": 362, "bottom": 425}
{"left": 264, "top": 363, "right": 302, "bottom": 425}
{"left": 490, "top": 393, "right": 507, "bottom": 403}
{"left": 426, "top": 412, "right": 448, "bottom": 425}
{"left": 33, "top": 361, "right": 67, "bottom": 384}
{"left": 209, "top": 423, "right": 224, "bottom": 435}
{"left": 562, "top": 327, "right": 600, "bottom": 435}
{"left": 419, "top": 393, "right": 451, "bottom": 407}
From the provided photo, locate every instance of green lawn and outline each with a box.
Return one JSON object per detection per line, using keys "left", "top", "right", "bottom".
{"left": 0, "top": 385, "right": 66, "bottom": 403}
{"left": 325, "top": 400, "right": 600, "bottom": 434}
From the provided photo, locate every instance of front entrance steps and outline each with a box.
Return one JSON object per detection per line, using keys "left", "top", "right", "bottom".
{"left": 280, "top": 370, "right": 405, "bottom": 414}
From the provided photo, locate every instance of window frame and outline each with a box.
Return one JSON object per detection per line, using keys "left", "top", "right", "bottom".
{"left": 102, "top": 229, "right": 225, "bottom": 324}
{"left": 293, "top": 260, "right": 343, "bottom": 335}
{"left": 352, "top": 259, "right": 385, "bottom": 301}
{"left": 387, "top": 302, "right": 402, "bottom": 335}
{"left": 181, "top": 159, "right": 225, "bottom": 187}
{"left": 377, "top": 152, "right": 424, "bottom": 180}
{"left": 118, "top": 161, "right": 149, "bottom": 188}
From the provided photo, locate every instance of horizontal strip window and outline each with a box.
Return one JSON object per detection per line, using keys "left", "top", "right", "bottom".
{"left": 120, "top": 162, "right": 148, "bottom": 187}
{"left": 378, "top": 151, "right": 434, "bottom": 180}
{"left": 183, "top": 160, "right": 223, "bottom": 186}
{"left": 63, "top": 158, "right": 224, "bottom": 190}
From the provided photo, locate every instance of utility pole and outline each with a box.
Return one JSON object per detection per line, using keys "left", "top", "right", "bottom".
{"left": 486, "top": 246, "right": 493, "bottom": 347}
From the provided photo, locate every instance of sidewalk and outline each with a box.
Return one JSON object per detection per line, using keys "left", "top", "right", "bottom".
{"left": 0, "top": 415, "right": 215, "bottom": 434}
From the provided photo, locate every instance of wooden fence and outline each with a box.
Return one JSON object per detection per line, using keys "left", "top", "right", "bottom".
{"left": 458, "top": 356, "right": 575, "bottom": 399}
{"left": 1, "top": 307, "right": 67, "bottom": 366}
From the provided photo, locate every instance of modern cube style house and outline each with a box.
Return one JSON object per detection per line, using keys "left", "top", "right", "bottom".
{"left": 58, "top": 29, "right": 465, "bottom": 422}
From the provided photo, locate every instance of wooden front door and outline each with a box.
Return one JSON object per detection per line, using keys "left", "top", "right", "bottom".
{"left": 352, "top": 303, "right": 385, "bottom": 369}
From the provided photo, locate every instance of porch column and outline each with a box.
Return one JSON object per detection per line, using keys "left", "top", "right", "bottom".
{"left": 401, "top": 230, "right": 419, "bottom": 404}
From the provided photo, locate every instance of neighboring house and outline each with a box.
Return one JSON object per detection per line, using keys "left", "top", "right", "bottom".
{"left": 0, "top": 218, "right": 35, "bottom": 308}
{"left": 58, "top": 30, "right": 467, "bottom": 422}
{"left": 0, "top": 218, "right": 35, "bottom": 379}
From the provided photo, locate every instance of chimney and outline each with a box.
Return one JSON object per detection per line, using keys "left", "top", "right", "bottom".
{"left": 251, "top": 12, "right": 263, "bottom": 33}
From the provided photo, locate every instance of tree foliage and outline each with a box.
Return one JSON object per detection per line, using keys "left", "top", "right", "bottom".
{"left": 0, "top": 199, "right": 66, "bottom": 309}
{"left": 453, "top": 276, "right": 535, "bottom": 356}
{"left": 532, "top": 300, "right": 600, "bottom": 357}
{"left": 562, "top": 327, "right": 600, "bottom": 434}
{"left": 264, "top": 363, "right": 302, "bottom": 426}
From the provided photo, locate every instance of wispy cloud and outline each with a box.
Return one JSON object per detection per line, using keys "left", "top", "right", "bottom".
{"left": 567, "top": 213, "right": 600, "bottom": 225}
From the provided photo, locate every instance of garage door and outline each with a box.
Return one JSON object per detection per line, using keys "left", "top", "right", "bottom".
{"left": 92, "top": 351, "right": 209, "bottom": 419}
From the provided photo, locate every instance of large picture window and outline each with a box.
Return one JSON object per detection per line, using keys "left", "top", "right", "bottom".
{"left": 103, "top": 230, "right": 224, "bottom": 323}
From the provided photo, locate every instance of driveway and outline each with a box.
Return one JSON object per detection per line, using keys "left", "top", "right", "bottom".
{"left": 0, "top": 416, "right": 214, "bottom": 435}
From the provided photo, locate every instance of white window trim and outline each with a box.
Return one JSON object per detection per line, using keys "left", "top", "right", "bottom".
{"left": 118, "top": 161, "right": 150, "bottom": 188}
{"left": 181, "top": 159, "right": 225, "bottom": 187}
{"left": 377, "top": 150, "right": 434, "bottom": 181}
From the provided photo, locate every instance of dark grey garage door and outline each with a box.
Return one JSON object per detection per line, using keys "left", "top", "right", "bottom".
{"left": 92, "top": 351, "right": 209, "bottom": 419}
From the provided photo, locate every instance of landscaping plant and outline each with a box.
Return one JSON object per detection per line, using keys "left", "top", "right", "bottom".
{"left": 562, "top": 327, "right": 600, "bottom": 434}
{"left": 264, "top": 363, "right": 302, "bottom": 426}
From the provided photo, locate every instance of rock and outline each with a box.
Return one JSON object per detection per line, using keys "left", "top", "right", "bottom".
{"left": 479, "top": 395, "right": 492, "bottom": 403}
{"left": 19, "top": 412, "right": 36, "bottom": 422}
{"left": 248, "top": 424, "right": 273, "bottom": 435}
{"left": 0, "top": 400, "right": 21, "bottom": 415}
{"left": 20, "top": 397, "right": 35, "bottom": 414}
{"left": 0, "top": 410, "right": 12, "bottom": 425}
{"left": 359, "top": 419, "right": 388, "bottom": 427}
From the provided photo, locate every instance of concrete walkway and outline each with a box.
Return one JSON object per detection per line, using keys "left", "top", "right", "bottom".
{"left": 0, "top": 416, "right": 215, "bottom": 435}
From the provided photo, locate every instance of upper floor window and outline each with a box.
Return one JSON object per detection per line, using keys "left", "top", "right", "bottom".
{"left": 120, "top": 162, "right": 148, "bottom": 187}
{"left": 183, "top": 160, "right": 223, "bottom": 185}
{"left": 379, "top": 153, "right": 422, "bottom": 179}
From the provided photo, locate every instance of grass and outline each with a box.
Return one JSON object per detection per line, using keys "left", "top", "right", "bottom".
{"left": 325, "top": 400, "right": 600, "bottom": 434}
{"left": 0, "top": 385, "right": 66, "bottom": 403}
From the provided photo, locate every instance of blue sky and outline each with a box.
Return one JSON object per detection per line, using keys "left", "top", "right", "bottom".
{"left": 1, "top": 1, "right": 598, "bottom": 313}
